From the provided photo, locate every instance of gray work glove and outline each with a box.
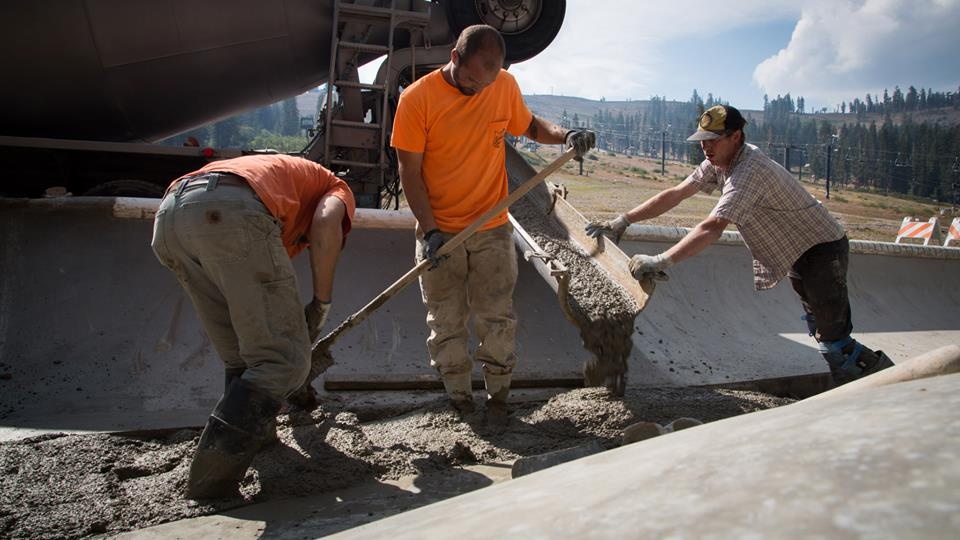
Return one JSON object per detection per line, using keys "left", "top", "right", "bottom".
{"left": 304, "top": 298, "right": 331, "bottom": 343}
{"left": 422, "top": 228, "right": 448, "bottom": 270}
{"left": 564, "top": 129, "right": 596, "bottom": 161}
{"left": 585, "top": 214, "right": 630, "bottom": 244}
{"left": 628, "top": 253, "right": 673, "bottom": 281}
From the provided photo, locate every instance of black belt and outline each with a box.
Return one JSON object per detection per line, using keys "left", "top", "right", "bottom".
{"left": 167, "top": 172, "right": 250, "bottom": 197}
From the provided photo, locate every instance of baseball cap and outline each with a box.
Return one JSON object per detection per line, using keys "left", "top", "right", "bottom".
{"left": 687, "top": 105, "right": 746, "bottom": 141}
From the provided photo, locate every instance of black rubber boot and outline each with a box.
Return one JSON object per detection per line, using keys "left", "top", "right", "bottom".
{"left": 224, "top": 367, "right": 245, "bottom": 393}
{"left": 225, "top": 368, "right": 279, "bottom": 448}
{"left": 187, "top": 379, "right": 281, "bottom": 499}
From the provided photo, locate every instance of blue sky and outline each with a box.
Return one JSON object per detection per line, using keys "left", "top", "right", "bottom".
{"left": 507, "top": 0, "right": 960, "bottom": 111}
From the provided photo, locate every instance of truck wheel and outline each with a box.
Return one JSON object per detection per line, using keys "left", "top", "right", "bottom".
{"left": 444, "top": 0, "right": 565, "bottom": 63}
{"left": 82, "top": 180, "right": 165, "bottom": 198}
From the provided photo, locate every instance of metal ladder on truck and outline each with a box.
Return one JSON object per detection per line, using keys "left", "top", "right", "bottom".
{"left": 308, "top": 0, "right": 431, "bottom": 209}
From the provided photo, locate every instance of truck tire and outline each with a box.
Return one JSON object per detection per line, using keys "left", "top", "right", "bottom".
{"left": 82, "top": 180, "right": 165, "bottom": 198}
{"left": 444, "top": 0, "right": 565, "bottom": 64}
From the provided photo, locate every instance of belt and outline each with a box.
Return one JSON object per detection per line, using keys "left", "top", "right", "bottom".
{"left": 167, "top": 172, "right": 250, "bottom": 197}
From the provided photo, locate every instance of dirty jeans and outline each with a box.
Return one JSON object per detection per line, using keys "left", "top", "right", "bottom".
{"left": 788, "top": 236, "right": 853, "bottom": 342}
{"left": 151, "top": 176, "right": 310, "bottom": 401}
{"left": 416, "top": 223, "right": 518, "bottom": 379}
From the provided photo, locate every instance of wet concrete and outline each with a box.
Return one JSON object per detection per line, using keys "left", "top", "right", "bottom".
{"left": 0, "top": 386, "right": 791, "bottom": 539}
{"left": 510, "top": 196, "right": 639, "bottom": 394}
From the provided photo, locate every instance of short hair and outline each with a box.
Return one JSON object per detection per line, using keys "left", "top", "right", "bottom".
{"left": 454, "top": 25, "right": 505, "bottom": 70}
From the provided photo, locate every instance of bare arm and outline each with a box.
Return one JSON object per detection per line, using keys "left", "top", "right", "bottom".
{"left": 396, "top": 149, "right": 438, "bottom": 232}
{"left": 524, "top": 115, "right": 568, "bottom": 145}
{"left": 663, "top": 215, "right": 730, "bottom": 264}
{"left": 624, "top": 177, "right": 701, "bottom": 223}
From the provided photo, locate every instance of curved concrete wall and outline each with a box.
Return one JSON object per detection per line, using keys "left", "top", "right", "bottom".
{"left": 1, "top": 198, "right": 958, "bottom": 439}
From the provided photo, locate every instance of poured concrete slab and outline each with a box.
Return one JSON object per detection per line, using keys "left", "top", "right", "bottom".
{"left": 325, "top": 368, "right": 960, "bottom": 539}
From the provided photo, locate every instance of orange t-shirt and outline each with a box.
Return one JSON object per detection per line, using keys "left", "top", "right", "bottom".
{"left": 390, "top": 68, "right": 532, "bottom": 232}
{"left": 174, "top": 154, "right": 356, "bottom": 258}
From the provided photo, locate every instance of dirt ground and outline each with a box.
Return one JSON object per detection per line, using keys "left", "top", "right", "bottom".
{"left": 0, "top": 386, "right": 793, "bottom": 539}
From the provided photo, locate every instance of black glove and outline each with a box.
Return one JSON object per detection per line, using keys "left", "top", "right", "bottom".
{"left": 423, "top": 228, "right": 448, "bottom": 270}
{"left": 564, "top": 129, "right": 596, "bottom": 161}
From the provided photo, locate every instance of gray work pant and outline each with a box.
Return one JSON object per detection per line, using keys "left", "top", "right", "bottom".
{"left": 416, "top": 223, "right": 518, "bottom": 378}
{"left": 151, "top": 178, "right": 310, "bottom": 401}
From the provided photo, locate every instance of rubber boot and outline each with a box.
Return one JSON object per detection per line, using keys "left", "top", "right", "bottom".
{"left": 187, "top": 379, "right": 281, "bottom": 499}
{"left": 224, "top": 367, "right": 245, "bottom": 392}
{"left": 484, "top": 372, "right": 511, "bottom": 431}
{"left": 441, "top": 372, "right": 475, "bottom": 415}
{"left": 225, "top": 367, "right": 278, "bottom": 448}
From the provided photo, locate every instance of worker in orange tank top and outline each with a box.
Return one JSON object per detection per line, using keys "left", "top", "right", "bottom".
{"left": 391, "top": 24, "right": 595, "bottom": 429}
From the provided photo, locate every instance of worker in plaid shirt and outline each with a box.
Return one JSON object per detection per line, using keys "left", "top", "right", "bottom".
{"left": 585, "top": 105, "right": 893, "bottom": 387}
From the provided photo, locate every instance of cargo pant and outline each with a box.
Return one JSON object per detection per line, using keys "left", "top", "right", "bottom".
{"left": 788, "top": 236, "right": 853, "bottom": 342}
{"left": 151, "top": 173, "right": 310, "bottom": 401}
{"left": 416, "top": 223, "right": 518, "bottom": 384}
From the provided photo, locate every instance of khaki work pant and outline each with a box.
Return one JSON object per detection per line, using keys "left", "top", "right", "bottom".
{"left": 416, "top": 223, "right": 518, "bottom": 380}
{"left": 151, "top": 177, "right": 310, "bottom": 401}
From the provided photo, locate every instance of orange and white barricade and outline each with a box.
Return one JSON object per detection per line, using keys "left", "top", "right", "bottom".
{"left": 895, "top": 217, "right": 941, "bottom": 246}
{"left": 945, "top": 218, "right": 960, "bottom": 248}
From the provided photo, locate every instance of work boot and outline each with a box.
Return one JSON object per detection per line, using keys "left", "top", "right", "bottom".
{"left": 187, "top": 379, "right": 281, "bottom": 499}
{"left": 442, "top": 372, "right": 475, "bottom": 416}
{"left": 484, "top": 373, "right": 511, "bottom": 432}
{"left": 821, "top": 338, "right": 895, "bottom": 387}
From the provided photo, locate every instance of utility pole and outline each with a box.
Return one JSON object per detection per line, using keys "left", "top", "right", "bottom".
{"left": 660, "top": 124, "right": 670, "bottom": 175}
{"left": 825, "top": 135, "right": 837, "bottom": 199}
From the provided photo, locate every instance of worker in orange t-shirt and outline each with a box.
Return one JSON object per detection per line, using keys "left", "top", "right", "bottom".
{"left": 391, "top": 25, "right": 595, "bottom": 428}
{"left": 151, "top": 154, "right": 356, "bottom": 499}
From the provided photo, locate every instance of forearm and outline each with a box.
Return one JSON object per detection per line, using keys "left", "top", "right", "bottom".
{"left": 662, "top": 218, "right": 727, "bottom": 264}
{"left": 397, "top": 151, "right": 437, "bottom": 232}
{"left": 525, "top": 115, "right": 567, "bottom": 145}
{"left": 623, "top": 178, "right": 700, "bottom": 224}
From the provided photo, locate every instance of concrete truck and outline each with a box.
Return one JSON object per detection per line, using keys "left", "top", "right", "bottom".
{"left": 0, "top": 0, "right": 565, "bottom": 205}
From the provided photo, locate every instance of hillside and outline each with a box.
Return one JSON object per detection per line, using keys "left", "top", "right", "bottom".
{"left": 522, "top": 94, "right": 960, "bottom": 129}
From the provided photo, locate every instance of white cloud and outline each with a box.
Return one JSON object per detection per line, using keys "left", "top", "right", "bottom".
{"left": 753, "top": 0, "right": 960, "bottom": 108}
{"left": 511, "top": 0, "right": 799, "bottom": 100}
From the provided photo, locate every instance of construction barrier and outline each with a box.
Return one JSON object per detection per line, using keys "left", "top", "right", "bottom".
{"left": 945, "top": 218, "right": 960, "bottom": 248}
{"left": 895, "top": 217, "right": 941, "bottom": 246}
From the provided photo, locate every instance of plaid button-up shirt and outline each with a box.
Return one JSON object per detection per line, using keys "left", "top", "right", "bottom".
{"left": 688, "top": 144, "right": 845, "bottom": 290}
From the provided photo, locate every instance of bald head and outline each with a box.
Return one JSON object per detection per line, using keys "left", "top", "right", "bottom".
{"left": 454, "top": 24, "right": 505, "bottom": 71}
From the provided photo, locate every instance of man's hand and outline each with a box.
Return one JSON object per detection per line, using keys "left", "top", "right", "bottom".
{"left": 585, "top": 214, "right": 630, "bottom": 244}
{"left": 564, "top": 129, "right": 596, "bottom": 161}
{"left": 628, "top": 253, "right": 673, "bottom": 281}
{"left": 423, "top": 229, "right": 448, "bottom": 270}
{"left": 304, "top": 298, "right": 331, "bottom": 343}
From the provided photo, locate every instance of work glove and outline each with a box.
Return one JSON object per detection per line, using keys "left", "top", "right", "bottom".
{"left": 304, "top": 298, "right": 331, "bottom": 343}
{"left": 585, "top": 214, "right": 630, "bottom": 244}
{"left": 564, "top": 129, "right": 596, "bottom": 161}
{"left": 628, "top": 253, "right": 673, "bottom": 282}
{"left": 422, "top": 228, "right": 448, "bottom": 270}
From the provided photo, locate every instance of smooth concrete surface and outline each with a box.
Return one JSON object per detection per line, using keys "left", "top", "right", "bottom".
{"left": 2, "top": 197, "right": 959, "bottom": 440}
{"left": 329, "top": 371, "right": 960, "bottom": 539}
